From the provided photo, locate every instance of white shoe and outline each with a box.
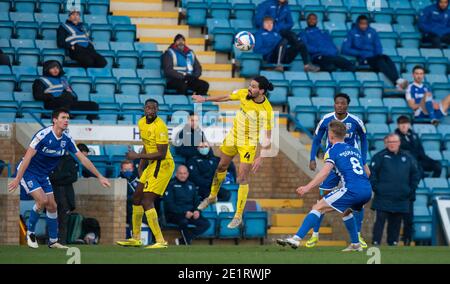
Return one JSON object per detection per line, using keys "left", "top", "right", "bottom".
{"left": 227, "top": 217, "right": 242, "bottom": 229}
{"left": 26, "top": 231, "right": 38, "bottom": 249}
{"left": 276, "top": 235, "right": 301, "bottom": 249}
{"left": 342, "top": 243, "right": 363, "bottom": 252}
{"left": 48, "top": 242, "right": 69, "bottom": 249}
{"left": 396, "top": 78, "right": 408, "bottom": 91}
{"left": 197, "top": 196, "right": 218, "bottom": 211}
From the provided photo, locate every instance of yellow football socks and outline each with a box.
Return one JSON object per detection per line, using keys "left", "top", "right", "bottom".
{"left": 235, "top": 184, "right": 249, "bottom": 219}
{"left": 132, "top": 205, "right": 144, "bottom": 240}
{"left": 145, "top": 208, "right": 165, "bottom": 243}
{"left": 210, "top": 170, "right": 227, "bottom": 198}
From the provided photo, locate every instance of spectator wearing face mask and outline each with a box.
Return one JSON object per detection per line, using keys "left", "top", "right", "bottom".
{"left": 118, "top": 160, "right": 140, "bottom": 226}
{"left": 186, "top": 142, "right": 235, "bottom": 201}
{"left": 162, "top": 34, "right": 209, "bottom": 96}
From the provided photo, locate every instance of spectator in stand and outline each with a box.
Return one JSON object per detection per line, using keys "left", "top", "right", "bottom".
{"left": 370, "top": 133, "right": 421, "bottom": 246}
{"left": 186, "top": 142, "right": 235, "bottom": 201}
{"left": 57, "top": 8, "right": 107, "bottom": 68}
{"left": 0, "top": 49, "right": 11, "bottom": 66}
{"left": 117, "top": 160, "right": 140, "bottom": 227}
{"left": 298, "top": 13, "right": 355, "bottom": 72}
{"left": 32, "top": 60, "right": 99, "bottom": 121}
{"left": 162, "top": 34, "right": 209, "bottom": 96}
{"left": 418, "top": 0, "right": 450, "bottom": 48}
{"left": 254, "top": 16, "right": 319, "bottom": 72}
{"left": 174, "top": 112, "right": 207, "bottom": 160}
{"left": 342, "top": 15, "right": 408, "bottom": 90}
{"left": 395, "top": 115, "right": 442, "bottom": 178}
{"left": 255, "top": 0, "right": 294, "bottom": 34}
{"left": 49, "top": 151, "right": 79, "bottom": 244}
{"left": 164, "top": 165, "right": 210, "bottom": 245}
{"left": 405, "top": 65, "right": 450, "bottom": 125}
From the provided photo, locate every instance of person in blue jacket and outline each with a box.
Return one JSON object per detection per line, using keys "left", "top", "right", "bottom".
{"left": 255, "top": 0, "right": 293, "bottom": 33}
{"left": 342, "top": 15, "right": 408, "bottom": 90}
{"left": 254, "top": 16, "right": 319, "bottom": 72}
{"left": 418, "top": 0, "right": 450, "bottom": 48}
{"left": 299, "top": 13, "right": 355, "bottom": 72}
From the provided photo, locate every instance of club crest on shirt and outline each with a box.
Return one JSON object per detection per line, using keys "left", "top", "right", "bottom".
{"left": 27, "top": 181, "right": 33, "bottom": 188}
{"left": 401, "top": 156, "right": 406, "bottom": 162}
{"left": 345, "top": 123, "right": 352, "bottom": 130}
{"left": 61, "top": 140, "right": 66, "bottom": 148}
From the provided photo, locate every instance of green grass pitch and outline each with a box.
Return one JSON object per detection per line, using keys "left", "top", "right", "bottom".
{"left": 1, "top": 245, "right": 450, "bottom": 264}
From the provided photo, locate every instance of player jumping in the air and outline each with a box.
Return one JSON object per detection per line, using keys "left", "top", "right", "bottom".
{"left": 192, "top": 76, "right": 274, "bottom": 228}
{"left": 277, "top": 120, "right": 372, "bottom": 252}
{"left": 8, "top": 108, "right": 111, "bottom": 249}
{"left": 307, "top": 93, "right": 369, "bottom": 248}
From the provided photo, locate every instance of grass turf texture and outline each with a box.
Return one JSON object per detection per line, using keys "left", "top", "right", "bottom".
{"left": 1, "top": 245, "right": 450, "bottom": 264}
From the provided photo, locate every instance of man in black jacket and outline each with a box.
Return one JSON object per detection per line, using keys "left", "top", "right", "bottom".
{"left": 57, "top": 8, "right": 106, "bottom": 68}
{"left": 174, "top": 112, "right": 207, "bottom": 160}
{"left": 370, "top": 133, "right": 421, "bottom": 246}
{"left": 162, "top": 34, "right": 209, "bottom": 96}
{"left": 33, "top": 60, "right": 99, "bottom": 121}
{"left": 186, "top": 142, "right": 234, "bottom": 201}
{"left": 395, "top": 115, "right": 442, "bottom": 178}
{"left": 164, "top": 165, "right": 210, "bottom": 245}
{"left": 49, "top": 151, "right": 79, "bottom": 244}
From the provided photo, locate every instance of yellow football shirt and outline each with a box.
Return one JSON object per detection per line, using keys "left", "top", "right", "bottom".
{"left": 138, "top": 116, "right": 173, "bottom": 160}
{"left": 228, "top": 88, "right": 274, "bottom": 146}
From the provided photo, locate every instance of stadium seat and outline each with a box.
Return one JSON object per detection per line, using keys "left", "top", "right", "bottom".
{"left": 0, "top": 12, "right": 9, "bottom": 22}
{"left": 365, "top": 123, "right": 389, "bottom": 134}
{"left": 399, "top": 32, "right": 421, "bottom": 49}
{"left": 243, "top": 211, "right": 267, "bottom": 240}
{"left": 140, "top": 51, "right": 163, "bottom": 70}
{"left": 212, "top": 27, "right": 234, "bottom": 52}
{"left": 10, "top": 12, "right": 35, "bottom": 23}
{"left": 362, "top": 81, "right": 384, "bottom": 99}
{"left": 15, "top": 21, "right": 39, "bottom": 39}
{"left": 210, "top": 3, "right": 232, "bottom": 19}
{"left": 413, "top": 124, "right": 437, "bottom": 135}
{"left": 338, "top": 81, "right": 361, "bottom": 100}
{"left": 186, "top": 2, "right": 208, "bottom": 27}
{"left": 355, "top": 72, "right": 379, "bottom": 82}
{"left": 379, "top": 32, "right": 398, "bottom": 49}
{"left": 404, "top": 56, "right": 427, "bottom": 73}
{"left": 104, "top": 145, "right": 129, "bottom": 157}
{"left": 142, "top": 78, "right": 165, "bottom": 96}
{"left": 218, "top": 212, "right": 241, "bottom": 239}
{"left": 87, "top": 68, "right": 112, "bottom": 78}
{"left": 207, "top": 18, "right": 231, "bottom": 34}
{"left": 90, "top": 24, "right": 113, "bottom": 42}
{"left": 332, "top": 72, "right": 355, "bottom": 82}
{"left": 0, "top": 75, "right": 16, "bottom": 94}
{"left": 12, "top": 66, "right": 36, "bottom": 78}
{"left": 327, "top": 6, "right": 347, "bottom": 23}
{"left": 314, "top": 80, "right": 337, "bottom": 97}
{"left": 366, "top": 106, "right": 389, "bottom": 124}
{"left": 260, "top": 71, "right": 285, "bottom": 81}
{"left": 0, "top": 21, "right": 14, "bottom": 39}
{"left": 294, "top": 105, "right": 317, "bottom": 130}
{"left": 311, "top": 97, "right": 334, "bottom": 108}
{"left": 110, "top": 41, "right": 135, "bottom": 52}
{"left": 40, "top": 22, "right": 59, "bottom": 40}
{"left": 269, "top": 80, "right": 289, "bottom": 106}
{"left": 420, "top": 48, "right": 443, "bottom": 58}
{"left": 16, "top": 48, "right": 40, "bottom": 67}
{"left": 134, "top": 42, "right": 157, "bottom": 52}
{"left": 233, "top": 3, "right": 255, "bottom": 20}
{"left": 237, "top": 52, "right": 262, "bottom": 78}
{"left": 383, "top": 98, "right": 408, "bottom": 108}
{"left": 108, "top": 15, "right": 132, "bottom": 26}
{"left": 426, "top": 74, "right": 448, "bottom": 84}
{"left": 70, "top": 77, "right": 93, "bottom": 98}
{"left": 118, "top": 78, "right": 142, "bottom": 96}
{"left": 39, "top": 0, "right": 62, "bottom": 13}
{"left": 65, "top": 67, "right": 87, "bottom": 78}
{"left": 421, "top": 133, "right": 442, "bottom": 151}
{"left": 114, "top": 24, "right": 136, "bottom": 42}
{"left": 170, "top": 110, "right": 190, "bottom": 125}
{"left": 432, "top": 83, "right": 450, "bottom": 101}
{"left": 290, "top": 81, "right": 313, "bottom": 99}
{"left": 427, "top": 58, "right": 448, "bottom": 75}
{"left": 10, "top": 39, "right": 35, "bottom": 49}
{"left": 164, "top": 95, "right": 189, "bottom": 107}
{"left": 17, "top": 76, "right": 37, "bottom": 92}
{"left": 87, "top": 0, "right": 110, "bottom": 15}
{"left": 359, "top": 97, "right": 383, "bottom": 107}
{"left": 0, "top": 66, "right": 11, "bottom": 75}
{"left": 323, "top": 21, "right": 347, "bottom": 32}
{"left": 93, "top": 77, "right": 118, "bottom": 98}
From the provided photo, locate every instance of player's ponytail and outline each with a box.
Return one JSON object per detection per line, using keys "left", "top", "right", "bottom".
{"left": 253, "top": 76, "right": 274, "bottom": 94}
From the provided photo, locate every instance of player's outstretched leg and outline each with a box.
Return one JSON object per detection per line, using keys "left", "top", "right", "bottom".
{"left": 354, "top": 208, "right": 367, "bottom": 248}
{"left": 228, "top": 162, "right": 252, "bottom": 229}
{"left": 277, "top": 209, "right": 322, "bottom": 249}
{"left": 198, "top": 153, "right": 233, "bottom": 211}
{"left": 305, "top": 189, "right": 330, "bottom": 248}
{"left": 27, "top": 188, "right": 48, "bottom": 249}
{"left": 117, "top": 183, "right": 144, "bottom": 247}
{"left": 342, "top": 210, "right": 363, "bottom": 252}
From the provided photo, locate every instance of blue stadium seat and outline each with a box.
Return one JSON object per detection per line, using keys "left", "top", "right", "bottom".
{"left": 0, "top": 21, "right": 14, "bottom": 39}
{"left": 16, "top": 48, "right": 40, "bottom": 66}
{"left": 314, "top": 80, "right": 337, "bottom": 97}
{"left": 87, "top": 68, "right": 112, "bottom": 78}
{"left": 355, "top": 71, "right": 379, "bottom": 82}
{"left": 308, "top": 72, "right": 331, "bottom": 82}
{"left": 87, "top": 0, "right": 110, "bottom": 15}
{"left": 164, "top": 95, "right": 189, "bottom": 107}
{"left": 93, "top": 41, "right": 110, "bottom": 51}
{"left": 17, "top": 76, "right": 37, "bottom": 92}
{"left": 311, "top": 97, "right": 334, "bottom": 108}
{"left": 413, "top": 124, "right": 437, "bottom": 135}
{"left": 383, "top": 98, "right": 407, "bottom": 108}
{"left": 104, "top": 144, "right": 129, "bottom": 156}
{"left": 359, "top": 97, "right": 383, "bottom": 107}
{"left": 0, "top": 75, "right": 16, "bottom": 94}
{"left": 342, "top": 0, "right": 365, "bottom": 7}
{"left": 39, "top": 22, "right": 59, "bottom": 40}
{"left": 237, "top": 52, "right": 262, "bottom": 78}
{"left": 366, "top": 123, "right": 389, "bottom": 134}
{"left": 290, "top": 80, "right": 313, "bottom": 98}
{"left": 427, "top": 58, "right": 448, "bottom": 75}
{"left": 212, "top": 27, "right": 234, "bottom": 52}
{"left": 294, "top": 105, "right": 317, "bottom": 130}
{"left": 110, "top": 41, "right": 134, "bottom": 52}
{"left": 134, "top": 42, "right": 157, "bottom": 52}
{"left": 0, "top": 12, "right": 9, "bottom": 22}
{"left": 14, "top": 91, "right": 34, "bottom": 102}
{"left": 94, "top": 77, "right": 117, "bottom": 97}
{"left": 432, "top": 83, "right": 450, "bottom": 101}
{"left": 210, "top": 3, "right": 232, "bottom": 19}
{"left": 323, "top": 21, "right": 347, "bottom": 32}
{"left": 338, "top": 81, "right": 361, "bottom": 100}
{"left": 420, "top": 48, "right": 443, "bottom": 58}
{"left": 140, "top": 94, "right": 165, "bottom": 105}
{"left": 395, "top": 9, "right": 416, "bottom": 26}
{"left": 0, "top": 1, "right": 11, "bottom": 13}
{"left": 114, "top": 24, "right": 136, "bottom": 42}
{"left": 332, "top": 72, "right": 355, "bottom": 82}
{"left": 90, "top": 24, "right": 113, "bottom": 42}
{"left": 118, "top": 77, "right": 142, "bottom": 96}
{"left": 362, "top": 81, "right": 384, "bottom": 98}
{"left": 12, "top": 66, "right": 36, "bottom": 77}
{"left": 112, "top": 68, "right": 137, "bottom": 79}
{"left": 198, "top": 211, "right": 217, "bottom": 238}
{"left": 421, "top": 133, "right": 442, "bottom": 151}
{"left": 115, "top": 93, "right": 140, "bottom": 104}
{"left": 35, "top": 40, "right": 58, "bottom": 50}
{"left": 283, "top": 71, "right": 308, "bottom": 82}
{"left": 108, "top": 16, "right": 132, "bottom": 25}
{"left": 186, "top": 2, "right": 208, "bottom": 27}
{"left": 393, "top": 23, "right": 417, "bottom": 33}
{"left": 112, "top": 50, "right": 138, "bottom": 69}
{"left": 10, "top": 39, "right": 35, "bottom": 48}
{"left": 39, "top": 0, "right": 62, "bottom": 14}
{"left": 233, "top": 3, "right": 255, "bottom": 20}
{"left": 10, "top": 12, "right": 34, "bottom": 22}
{"left": 243, "top": 211, "right": 267, "bottom": 239}
{"left": 404, "top": 56, "right": 427, "bottom": 73}
{"left": 327, "top": 6, "right": 347, "bottom": 23}
{"left": 207, "top": 18, "right": 230, "bottom": 33}
{"left": 140, "top": 51, "right": 162, "bottom": 70}
{"left": 142, "top": 78, "right": 165, "bottom": 96}
{"left": 399, "top": 32, "right": 421, "bottom": 49}
{"left": 372, "top": 8, "right": 394, "bottom": 24}
{"left": 378, "top": 32, "right": 398, "bottom": 49}
{"left": 260, "top": 71, "right": 285, "bottom": 81}
{"left": 218, "top": 212, "right": 241, "bottom": 238}
{"left": 170, "top": 110, "right": 190, "bottom": 125}
{"left": 366, "top": 106, "right": 389, "bottom": 124}
{"left": 426, "top": 74, "right": 448, "bottom": 84}
{"left": 15, "top": 21, "right": 39, "bottom": 39}
{"left": 268, "top": 80, "right": 289, "bottom": 105}
{"left": 65, "top": 67, "right": 87, "bottom": 78}
{"left": 69, "top": 76, "right": 93, "bottom": 97}
{"left": 0, "top": 66, "right": 11, "bottom": 75}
